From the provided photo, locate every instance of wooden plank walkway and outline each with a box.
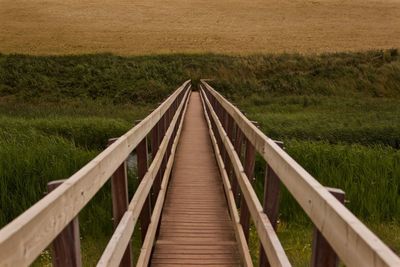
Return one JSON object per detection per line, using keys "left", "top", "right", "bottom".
{"left": 150, "top": 92, "right": 241, "bottom": 266}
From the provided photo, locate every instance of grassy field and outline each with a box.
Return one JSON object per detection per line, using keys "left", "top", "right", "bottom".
{"left": 0, "top": 0, "right": 400, "bottom": 55}
{"left": 0, "top": 51, "right": 399, "bottom": 265}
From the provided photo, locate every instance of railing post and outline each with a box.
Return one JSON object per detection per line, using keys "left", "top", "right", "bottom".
{"left": 240, "top": 138, "right": 256, "bottom": 241}
{"left": 223, "top": 114, "right": 234, "bottom": 183}
{"left": 137, "top": 137, "right": 152, "bottom": 243}
{"left": 232, "top": 124, "right": 244, "bottom": 206}
{"left": 47, "top": 180, "right": 82, "bottom": 267}
{"left": 160, "top": 113, "right": 167, "bottom": 181}
{"left": 151, "top": 121, "right": 160, "bottom": 207}
{"left": 108, "top": 138, "right": 132, "bottom": 267}
{"left": 311, "top": 188, "right": 345, "bottom": 267}
{"left": 259, "top": 141, "right": 284, "bottom": 267}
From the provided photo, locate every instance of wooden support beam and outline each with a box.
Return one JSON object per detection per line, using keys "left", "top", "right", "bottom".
{"left": 137, "top": 137, "right": 151, "bottom": 243}
{"left": 154, "top": 114, "right": 165, "bottom": 205}
{"left": 108, "top": 138, "right": 132, "bottom": 267}
{"left": 225, "top": 115, "right": 234, "bottom": 183}
{"left": 160, "top": 114, "right": 168, "bottom": 191}
{"left": 232, "top": 124, "right": 244, "bottom": 206}
{"left": 220, "top": 109, "right": 227, "bottom": 163}
{"left": 259, "top": 141, "right": 284, "bottom": 267}
{"left": 47, "top": 180, "right": 82, "bottom": 267}
{"left": 240, "top": 138, "right": 256, "bottom": 241}
{"left": 151, "top": 121, "right": 160, "bottom": 207}
{"left": 311, "top": 188, "right": 345, "bottom": 267}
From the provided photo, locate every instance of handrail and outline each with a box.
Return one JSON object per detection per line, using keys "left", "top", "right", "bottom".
{"left": 200, "top": 80, "right": 400, "bottom": 267}
{"left": 97, "top": 88, "right": 191, "bottom": 266}
{"left": 200, "top": 88, "right": 291, "bottom": 267}
{"left": 0, "top": 80, "right": 191, "bottom": 266}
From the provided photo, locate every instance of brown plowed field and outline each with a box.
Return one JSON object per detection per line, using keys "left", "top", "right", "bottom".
{"left": 0, "top": 0, "right": 399, "bottom": 55}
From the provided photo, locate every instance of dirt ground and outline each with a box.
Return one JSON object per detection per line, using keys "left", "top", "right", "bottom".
{"left": 0, "top": 0, "right": 399, "bottom": 55}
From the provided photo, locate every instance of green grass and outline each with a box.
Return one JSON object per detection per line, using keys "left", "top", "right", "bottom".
{"left": 0, "top": 116, "right": 132, "bottom": 150}
{"left": 0, "top": 128, "right": 97, "bottom": 228}
{"left": 283, "top": 141, "right": 400, "bottom": 222}
{"left": 252, "top": 140, "right": 400, "bottom": 224}
{"left": 240, "top": 96, "right": 400, "bottom": 148}
{"left": 1, "top": 50, "right": 400, "bottom": 103}
{"left": 0, "top": 51, "right": 399, "bottom": 265}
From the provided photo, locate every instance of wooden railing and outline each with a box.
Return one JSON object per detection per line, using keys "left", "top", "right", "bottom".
{"left": 200, "top": 80, "right": 400, "bottom": 267}
{"left": 0, "top": 81, "right": 191, "bottom": 267}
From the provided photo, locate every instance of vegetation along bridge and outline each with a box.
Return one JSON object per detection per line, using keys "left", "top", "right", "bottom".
{"left": 0, "top": 81, "right": 399, "bottom": 267}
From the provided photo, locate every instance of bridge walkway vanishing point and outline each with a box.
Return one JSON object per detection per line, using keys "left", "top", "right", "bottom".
{"left": 151, "top": 92, "right": 241, "bottom": 266}
{"left": 1, "top": 80, "right": 400, "bottom": 267}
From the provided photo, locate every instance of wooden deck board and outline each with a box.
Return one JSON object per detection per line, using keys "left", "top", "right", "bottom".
{"left": 150, "top": 92, "right": 241, "bottom": 266}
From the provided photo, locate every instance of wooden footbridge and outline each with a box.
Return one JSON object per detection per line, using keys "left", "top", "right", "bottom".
{"left": 0, "top": 81, "right": 399, "bottom": 267}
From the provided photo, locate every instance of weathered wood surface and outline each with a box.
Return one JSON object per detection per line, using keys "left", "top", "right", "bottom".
{"left": 150, "top": 92, "right": 242, "bottom": 266}
{"left": 201, "top": 80, "right": 400, "bottom": 267}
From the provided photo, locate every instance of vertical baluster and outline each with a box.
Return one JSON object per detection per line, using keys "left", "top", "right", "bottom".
{"left": 224, "top": 116, "right": 233, "bottom": 183}
{"left": 240, "top": 138, "right": 256, "bottom": 240}
{"left": 107, "top": 138, "right": 132, "bottom": 267}
{"left": 47, "top": 180, "right": 82, "bottom": 267}
{"left": 259, "top": 141, "right": 284, "bottom": 267}
{"left": 220, "top": 109, "right": 227, "bottom": 163}
{"left": 232, "top": 125, "right": 244, "bottom": 206}
{"left": 151, "top": 122, "right": 160, "bottom": 207}
{"left": 160, "top": 113, "right": 168, "bottom": 179}
{"left": 137, "top": 137, "right": 151, "bottom": 243}
{"left": 311, "top": 188, "right": 345, "bottom": 267}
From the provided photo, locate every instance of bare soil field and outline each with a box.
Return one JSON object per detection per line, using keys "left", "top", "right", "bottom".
{"left": 0, "top": 0, "right": 399, "bottom": 55}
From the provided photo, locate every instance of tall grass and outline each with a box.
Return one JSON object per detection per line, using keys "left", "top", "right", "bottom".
{"left": 1, "top": 50, "right": 399, "bottom": 103}
{"left": 239, "top": 95, "right": 400, "bottom": 148}
{"left": 0, "top": 116, "right": 131, "bottom": 150}
{"left": 287, "top": 140, "right": 400, "bottom": 221}
{"left": 0, "top": 128, "right": 98, "bottom": 228}
{"left": 0, "top": 99, "right": 152, "bottom": 122}
{"left": 253, "top": 140, "right": 400, "bottom": 223}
